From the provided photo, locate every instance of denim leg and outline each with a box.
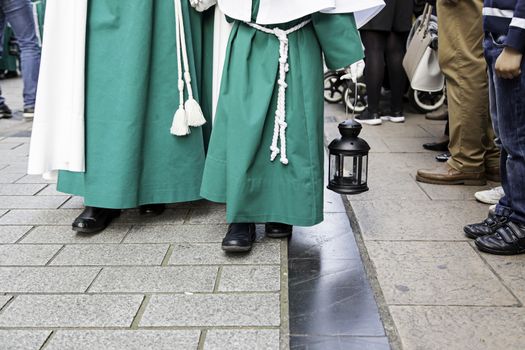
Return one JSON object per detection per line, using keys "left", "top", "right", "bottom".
{"left": 485, "top": 36, "right": 525, "bottom": 224}
{"left": 0, "top": 9, "right": 6, "bottom": 108}
{"left": 0, "top": 0, "right": 40, "bottom": 108}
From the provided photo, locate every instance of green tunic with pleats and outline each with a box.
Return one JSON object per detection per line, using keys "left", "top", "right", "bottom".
{"left": 57, "top": 0, "right": 213, "bottom": 209}
{"left": 200, "top": 1, "right": 363, "bottom": 226}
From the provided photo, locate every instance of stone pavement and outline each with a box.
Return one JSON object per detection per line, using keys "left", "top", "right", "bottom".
{"left": 325, "top": 102, "right": 525, "bottom": 350}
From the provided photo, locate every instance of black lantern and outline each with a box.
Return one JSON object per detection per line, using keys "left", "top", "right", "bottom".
{"left": 327, "top": 120, "right": 370, "bottom": 194}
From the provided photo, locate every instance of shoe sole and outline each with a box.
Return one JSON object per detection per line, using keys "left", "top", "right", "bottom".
{"left": 474, "top": 193, "right": 500, "bottom": 205}
{"left": 475, "top": 241, "right": 525, "bottom": 255}
{"left": 72, "top": 212, "right": 121, "bottom": 234}
{"left": 221, "top": 245, "right": 252, "bottom": 253}
{"left": 266, "top": 232, "right": 292, "bottom": 238}
{"left": 416, "top": 175, "right": 486, "bottom": 186}
{"left": 355, "top": 119, "right": 382, "bottom": 126}
{"left": 381, "top": 116, "right": 405, "bottom": 123}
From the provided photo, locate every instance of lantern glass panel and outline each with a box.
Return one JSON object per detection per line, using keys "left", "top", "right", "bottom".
{"left": 330, "top": 154, "right": 339, "bottom": 180}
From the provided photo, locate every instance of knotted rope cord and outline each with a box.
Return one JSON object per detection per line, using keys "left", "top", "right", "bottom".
{"left": 247, "top": 19, "right": 312, "bottom": 165}
{"left": 175, "top": 0, "right": 195, "bottom": 101}
{"left": 174, "top": 0, "right": 185, "bottom": 114}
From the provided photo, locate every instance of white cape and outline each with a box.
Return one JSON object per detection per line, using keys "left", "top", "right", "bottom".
{"left": 217, "top": 0, "right": 385, "bottom": 27}
{"left": 27, "top": 0, "right": 87, "bottom": 180}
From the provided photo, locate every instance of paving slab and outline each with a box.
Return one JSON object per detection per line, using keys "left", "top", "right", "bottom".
{"left": 0, "top": 142, "right": 23, "bottom": 150}
{"left": 0, "top": 295, "right": 12, "bottom": 309}
{"left": 123, "top": 224, "right": 228, "bottom": 243}
{"left": 0, "top": 209, "right": 7, "bottom": 218}
{"left": 89, "top": 266, "right": 217, "bottom": 293}
{"left": 141, "top": 293, "right": 280, "bottom": 327}
{"left": 351, "top": 199, "right": 489, "bottom": 241}
{"left": 168, "top": 243, "right": 280, "bottom": 265}
{"left": 350, "top": 172, "right": 428, "bottom": 201}
{"left": 46, "top": 330, "right": 201, "bottom": 350}
{"left": 14, "top": 174, "right": 56, "bottom": 184}
{"left": 204, "top": 329, "right": 280, "bottom": 350}
{"left": 21, "top": 225, "right": 130, "bottom": 244}
{"left": 0, "top": 330, "right": 51, "bottom": 350}
{"left": 0, "top": 244, "right": 62, "bottom": 266}
{"left": 417, "top": 182, "right": 489, "bottom": 201}
{"left": 59, "top": 196, "right": 84, "bottom": 209}
{"left": 114, "top": 209, "right": 188, "bottom": 225}
{"left": 50, "top": 244, "right": 169, "bottom": 266}
{"left": 0, "top": 164, "right": 29, "bottom": 173}
{"left": 366, "top": 241, "right": 518, "bottom": 306}
{"left": 382, "top": 137, "right": 436, "bottom": 153}
{"left": 481, "top": 253, "right": 525, "bottom": 304}
{"left": 390, "top": 306, "right": 525, "bottom": 350}
{"left": 185, "top": 207, "right": 227, "bottom": 224}
{"left": 0, "top": 226, "right": 32, "bottom": 243}
{"left": 219, "top": 265, "right": 281, "bottom": 292}
{"left": 0, "top": 195, "right": 68, "bottom": 209}
{"left": 0, "top": 267, "right": 100, "bottom": 293}
{"left": 0, "top": 184, "right": 46, "bottom": 195}
{"left": 35, "top": 184, "right": 64, "bottom": 196}
{"left": 0, "top": 295, "right": 143, "bottom": 327}
{"left": 0, "top": 172, "right": 24, "bottom": 183}
{"left": 0, "top": 209, "right": 81, "bottom": 225}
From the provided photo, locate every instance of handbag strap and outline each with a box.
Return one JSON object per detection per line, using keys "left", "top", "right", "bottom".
{"left": 417, "top": 4, "right": 433, "bottom": 39}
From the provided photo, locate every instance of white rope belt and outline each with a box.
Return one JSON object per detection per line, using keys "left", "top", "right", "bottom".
{"left": 247, "top": 19, "right": 312, "bottom": 165}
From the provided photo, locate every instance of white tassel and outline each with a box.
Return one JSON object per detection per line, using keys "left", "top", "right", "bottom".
{"left": 185, "top": 98, "right": 206, "bottom": 127}
{"left": 170, "top": 107, "right": 190, "bottom": 136}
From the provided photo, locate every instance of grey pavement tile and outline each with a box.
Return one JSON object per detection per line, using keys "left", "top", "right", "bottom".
{"left": 141, "top": 293, "right": 280, "bottom": 327}
{"left": 0, "top": 330, "right": 51, "bottom": 350}
{"left": 0, "top": 244, "right": 62, "bottom": 266}
{"left": 0, "top": 142, "right": 23, "bottom": 150}
{"left": 324, "top": 188, "right": 346, "bottom": 213}
{"left": 366, "top": 152, "right": 438, "bottom": 176}
{"left": 0, "top": 172, "right": 24, "bottom": 183}
{"left": 418, "top": 182, "right": 489, "bottom": 201}
{"left": 50, "top": 244, "right": 169, "bottom": 266}
{"left": 0, "top": 209, "right": 82, "bottom": 225}
{"left": 481, "top": 253, "right": 525, "bottom": 304}
{"left": 0, "top": 295, "right": 12, "bottom": 308}
{"left": 0, "top": 267, "right": 100, "bottom": 293}
{"left": 351, "top": 200, "right": 489, "bottom": 241}
{"left": 204, "top": 329, "right": 280, "bottom": 350}
{"left": 0, "top": 152, "right": 28, "bottom": 163}
{"left": 0, "top": 164, "right": 28, "bottom": 173}
{"left": 0, "top": 195, "right": 68, "bottom": 209}
{"left": 374, "top": 123, "right": 432, "bottom": 138}
{"left": 350, "top": 172, "right": 428, "bottom": 201}
{"left": 124, "top": 224, "right": 227, "bottom": 243}
{"left": 390, "top": 306, "right": 525, "bottom": 350}
{"left": 366, "top": 241, "right": 517, "bottom": 306}
{"left": 186, "top": 207, "right": 227, "bottom": 224}
{"left": 36, "top": 184, "right": 64, "bottom": 196}
{"left": 0, "top": 295, "right": 143, "bottom": 327}
{"left": 114, "top": 209, "right": 187, "bottom": 225}
{"left": 0, "top": 226, "right": 31, "bottom": 243}
{"left": 0, "top": 209, "right": 7, "bottom": 218}
{"left": 89, "top": 266, "right": 217, "bottom": 293}
{"left": 59, "top": 196, "right": 84, "bottom": 209}
{"left": 21, "top": 225, "right": 130, "bottom": 244}
{"left": 219, "top": 265, "right": 281, "bottom": 292}
{"left": 46, "top": 330, "right": 201, "bottom": 350}
{"left": 15, "top": 174, "right": 56, "bottom": 184}
{"left": 419, "top": 123, "right": 449, "bottom": 137}
{"left": 290, "top": 336, "right": 391, "bottom": 350}
{"left": 169, "top": 243, "right": 280, "bottom": 265}
{"left": 0, "top": 184, "right": 46, "bottom": 195}
{"left": 382, "top": 137, "right": 436, "bottom": 153}
{"left": 1, "top": 137, "right": 30, "bottom": 143}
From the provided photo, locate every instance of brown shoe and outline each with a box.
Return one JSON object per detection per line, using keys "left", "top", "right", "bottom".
{"left": 416, "top": 163, "right": 486, "bottom": 185}
{"left": 486, "top": 167, "right": 501, "bottom": 183}
{"left": 425, "top": 105, "right": 448, "bottom": 120}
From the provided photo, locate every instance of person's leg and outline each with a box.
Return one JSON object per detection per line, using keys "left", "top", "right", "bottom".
{"left": 385, "top": 30, "right": 408, "bottom": 116}
{"left": 2, "top": 0, "right": 40, "bottom": 109}
{"left": 0, "top": 8, "right": 7, "bottom": 112}
{"left": 360, "top": 30, "right": 387, "bottom": 114}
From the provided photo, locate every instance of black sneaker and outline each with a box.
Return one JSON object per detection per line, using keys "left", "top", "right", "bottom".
{"left": 475, "top": 221, "right": 525, "bottom": 255}
{"left": 436, "top": 152, "right": 451, "bottom": 162}
{"left": 355, "top": 109, "right": 382, "bottom": 126}
{"left": 464, "top": 213, "right": 509, "bottom": 239}
{"left": 23, "top": 107, "right": 34, "bottom": 119}
{"left": 0, "top": 104, "right": 13, "bottom": 119}
{"left": 222, "top": 223, "right": 256, "bottom": 252}
{"left": 265, "top": 222, "right": 293, "bottom": 238}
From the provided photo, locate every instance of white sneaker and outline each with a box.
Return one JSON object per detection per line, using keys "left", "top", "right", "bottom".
{"left": 475, "top": 186, "right": 504, "bottom": 205}
{"left": 489, "top": 204, "right": 497, "bottom": 215}
{"left": 380, "top": 111, "right": 405, "bottom": 123}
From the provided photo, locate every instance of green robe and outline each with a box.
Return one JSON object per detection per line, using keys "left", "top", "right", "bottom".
{"left": 57, "top": 0, "right": 213, "bottom": 209}
{"left": 200, "top": 1, "right": 363, "bottom": 226}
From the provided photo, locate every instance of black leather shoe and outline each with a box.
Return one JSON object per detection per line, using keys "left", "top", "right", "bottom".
{"left": 423, "top": 140, "right": 449, "bottom": 152}
{"left": 265, "top": 222, "right": 293, "bottom": 238}
{"left": 72, "top": 206, "right": 121, "bottom": 234}
{"left": 436, "top": 152, "right": 451, "bottom": 162}
{"left": 464, "top": 214, "right": 509, "bottom": 239}
{"left": 222, "top": 223, "right": 256, "bottom": 252}
{"left": 0, "top": 104, "right": 12, "bottom": 119}
{"left": 139, "top": 204, "right": 166, "bottom": 216}
{"left": 475, "top": 222, "right": 525, "bottom": 255}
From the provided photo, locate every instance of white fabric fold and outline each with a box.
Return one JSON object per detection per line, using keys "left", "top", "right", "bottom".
{"left": 28, "top": 0, "right": 88, "bottom": 180}
{"left": 217, "top": 0, "right": 385, "bottom": 27}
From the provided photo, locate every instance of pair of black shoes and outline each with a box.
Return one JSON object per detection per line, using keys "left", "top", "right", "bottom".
{"left": 72, "top": 204, "right": 166, "bottom": 234}
{"left": 464, "top": 213, "right": 525, "bottom": 255}
{"left": 222, "top": 222, "right": 292, "bottom": 252}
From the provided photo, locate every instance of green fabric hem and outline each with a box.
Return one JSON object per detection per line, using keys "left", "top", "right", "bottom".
{"left": 225, "top": 213, "right": 324, "bottom": 227}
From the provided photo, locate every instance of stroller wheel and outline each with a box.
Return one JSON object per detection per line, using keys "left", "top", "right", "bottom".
{"left": 409, "top": 88, "right": 446, "bottom": 113}
{"left": 324, "top": 71, "right": 345, "bottom": 103}
{"left": 344, "top": 82, "right": 367, "bottom": 113}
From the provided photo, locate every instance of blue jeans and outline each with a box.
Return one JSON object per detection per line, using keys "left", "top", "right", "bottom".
{"left": 0, "top": 0, "right": 40, "bottom": 108}
{"left": 484, "top": 33, "right": 525, "bottom": 225}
